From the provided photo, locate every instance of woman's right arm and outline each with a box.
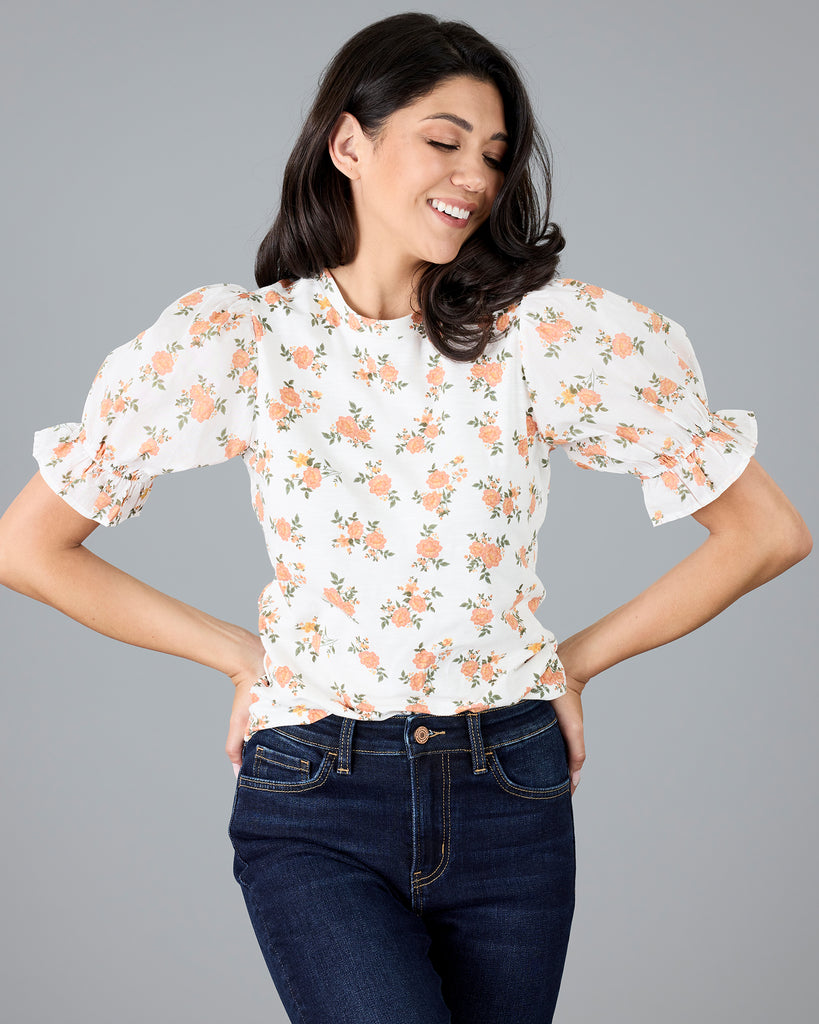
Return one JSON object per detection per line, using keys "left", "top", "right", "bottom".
{"left": 0, "top": 471, "right": 264, "bottom": 768}
{"left": 1, "top": 282, "right": 264, "bottom": 768}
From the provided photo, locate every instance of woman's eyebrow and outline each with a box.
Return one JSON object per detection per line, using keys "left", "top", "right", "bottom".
{"left": 421, "top": 113, "right": 509, "bottom": 143}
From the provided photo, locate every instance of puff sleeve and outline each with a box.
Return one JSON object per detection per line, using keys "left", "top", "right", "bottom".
{"left": 33, "top": 282, "right": 261, "bottom": 526}
{"left": 516, "top": 278, "right": 758, "bottom": 526}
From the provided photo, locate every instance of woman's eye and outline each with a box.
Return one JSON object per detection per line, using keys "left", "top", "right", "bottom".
{"left": 427, "top": 141, "right": 505, "bottom": 170}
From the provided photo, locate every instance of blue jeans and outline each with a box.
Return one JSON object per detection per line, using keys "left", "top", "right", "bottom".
{"left": 228, "top": 698, "right": 576, "bottom": 1024}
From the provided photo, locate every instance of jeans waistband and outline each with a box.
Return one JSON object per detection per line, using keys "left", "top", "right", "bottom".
{"left": 259, "top": 697, "right": 559, "bottom": 777}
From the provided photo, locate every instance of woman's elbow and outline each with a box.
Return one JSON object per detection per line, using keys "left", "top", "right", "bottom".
{"left": 0, "top": 522, "right": 42, "bottom": 595}
{"left": 0, "top": 537, "right": 31, "bottom": 594}
{"left": 0, "top": 472, "right": 99, "bottom": 594}
{"left": 779, "top": 512, "right": 813, "bottom": 567}
{"left": 754, "top": 504, "right": 813, "bottom": 580}
{"left": 694, "top": 460, "right": 812, "bottom": 577}
{"left": 0, "top": 546, "right": 11, "bottom": 590}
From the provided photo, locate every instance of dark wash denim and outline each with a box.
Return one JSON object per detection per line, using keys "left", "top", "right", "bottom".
{"left": 228, "top": 697, "right": 576, "bottom": 1024}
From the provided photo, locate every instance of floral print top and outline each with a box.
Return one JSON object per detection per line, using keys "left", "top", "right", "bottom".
{"left": 33, "top": 270, "right": 757, "bottom": 738}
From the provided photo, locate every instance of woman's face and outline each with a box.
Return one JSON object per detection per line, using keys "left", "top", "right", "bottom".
{"left": 334, "top": 75, "right": 509, "bottom": 272}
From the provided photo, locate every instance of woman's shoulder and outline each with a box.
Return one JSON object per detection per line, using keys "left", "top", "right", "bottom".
{"left": 158, "top": 279, "right": 304, "bottom": 316}
{"left": 161, "top": 281, "right": 256, "bottom": 311}
{"left": 506, "top": 275, "right": 684, "bottom": 338}
{"left": 127, "top": 281, "right": 263, "bottom": 353}
{"left": 513, "top": 275, "right": 641, "bottom": 314}
{"left": 138, "top": 278, "right": 311, "bottom": 352}
{"left": 208, "top": 276, "right": 326, "bottom": 320}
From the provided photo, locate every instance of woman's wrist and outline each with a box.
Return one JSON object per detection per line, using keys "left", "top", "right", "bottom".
{"left": 215, "top": 621, "right": 264, "bottom": 683}
{"left": 556, "top": 632, "right": 595, "bottom": 689}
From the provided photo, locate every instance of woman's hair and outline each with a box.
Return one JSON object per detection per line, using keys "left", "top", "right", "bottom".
{"left": 254, "top": 12, "right": 566, "bottom": 361}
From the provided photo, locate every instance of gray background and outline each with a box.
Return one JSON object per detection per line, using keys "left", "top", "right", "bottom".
{"left": 2, "top": 1, "right": 816, "bottom": 1021}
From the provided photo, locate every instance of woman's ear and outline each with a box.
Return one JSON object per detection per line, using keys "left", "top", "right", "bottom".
{"left": 328, "top": 111, "right": 364, "bottom": 181}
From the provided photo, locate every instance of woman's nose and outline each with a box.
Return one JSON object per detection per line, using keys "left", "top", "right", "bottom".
{"left": 449, "top": 155, "right": 487, "bottom": 193}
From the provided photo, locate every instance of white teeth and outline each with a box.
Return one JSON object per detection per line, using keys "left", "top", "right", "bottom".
{"left": 430, "top": 199, "right": 471, "bottom": 220}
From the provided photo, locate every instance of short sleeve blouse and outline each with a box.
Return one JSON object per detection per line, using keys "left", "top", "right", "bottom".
{"left": 33, "top": 272, "right": 757, "bottom": 736}
{"left": 34, "top": 282, "right": 260, "bottom": 524}
{"left": 513, "top": 278, "right": 757, "bottom": 525}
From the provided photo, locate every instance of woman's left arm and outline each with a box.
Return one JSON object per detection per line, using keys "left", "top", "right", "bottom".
{"left": 553, "top": 457, "right": 812, "bottom": 793}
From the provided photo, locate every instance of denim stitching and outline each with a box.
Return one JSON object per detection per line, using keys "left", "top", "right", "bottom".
{"left": 254, "top": 749, "right": 310, "bottom": 775}
{"left": 408, "top": 738, "right": 422, "bottom": 916}
{"left": 486, "top": 750, "right": 571, "bottom": 800}
{"left": 238, "top": 751, "right": 336, "bottom": 793}
{"left": 489, "top": 716, "right": 558, "bottom": 751}
{"left": 269, "top": 716, "right": 557, "bottom": 757}
{"left": 413, "top": 751, "right": 453, "bottom": 906}
{"left": 467, "top": 713, "right": 488, "bottom": 773}
{"left": 336, "top": 717, "right": 353, "bottom": 774}
{"left": 339, "top": 719, "right": 346, "bottom": 773}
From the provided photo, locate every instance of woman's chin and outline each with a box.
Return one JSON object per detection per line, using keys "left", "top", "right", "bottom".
{"left": 419, "top": 242, "right": 467, "bottom": 266}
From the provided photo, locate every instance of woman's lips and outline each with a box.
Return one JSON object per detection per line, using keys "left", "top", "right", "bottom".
{"left": 427, "top": 199, "right": 472, "bottom": 229}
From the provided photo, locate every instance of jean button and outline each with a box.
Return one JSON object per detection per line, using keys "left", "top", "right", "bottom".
{"left": 414, "top": 725, "right": 430, "bottom": 744}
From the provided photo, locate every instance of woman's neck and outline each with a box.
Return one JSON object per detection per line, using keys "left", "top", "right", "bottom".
{"left": 325, "top": 256, "right": 424, "bottom": 321}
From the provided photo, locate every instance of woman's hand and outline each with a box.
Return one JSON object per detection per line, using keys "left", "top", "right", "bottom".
{"left": 551, "top": 672, "right": 586, "bottom": 796}
{"left": 226, "top": 640, "right": 267, "bottom": 777}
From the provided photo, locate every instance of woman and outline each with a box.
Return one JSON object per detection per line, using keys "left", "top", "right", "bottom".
{"left": 0, "top": 12, "right": 811, "bottom": 1024}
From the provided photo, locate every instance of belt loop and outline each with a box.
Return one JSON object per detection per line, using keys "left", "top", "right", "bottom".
{"left": 466, "top": 712, "right": 488, "bottom": 774}
{"left": 336, "top": 716, "right": 356, "bottom": 774}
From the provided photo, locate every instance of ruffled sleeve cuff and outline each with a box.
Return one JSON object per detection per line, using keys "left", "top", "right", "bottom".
{"left": 640, "top": 408, "right": 758, "bottom": 526}
{"left": 33, "top": 423, "right": 155, "bottom": 526}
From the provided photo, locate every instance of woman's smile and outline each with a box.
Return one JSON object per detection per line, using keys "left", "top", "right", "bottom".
{"left": 427, "top": 196, "right": 477, "bottom": 228}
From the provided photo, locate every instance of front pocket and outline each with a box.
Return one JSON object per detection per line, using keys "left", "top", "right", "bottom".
{"left": 487, "top": 718, "right": 570, "bottom": 800}
{"left": 238, "top": 729, "right": 336, "bottom": 793}
{"left": 253, "top": 744, "right": 311, "bottom": 779}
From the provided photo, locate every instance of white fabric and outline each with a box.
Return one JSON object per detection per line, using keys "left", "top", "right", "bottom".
{"left": 34, "top": 270, "right": 757, "bottom": 735}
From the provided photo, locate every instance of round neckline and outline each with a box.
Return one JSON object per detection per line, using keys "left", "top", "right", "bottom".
{"left": 318, "top": 268, "right": 422, "bottom": 332}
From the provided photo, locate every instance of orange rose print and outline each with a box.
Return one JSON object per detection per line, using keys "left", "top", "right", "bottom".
{"left": 189, "top": 384, "right": 215, "bottom": 422}
{"left": 369, "top": 474, "right": 392, "bottom": 496}
{"left": 611, "top": 333, "right": 633, "bottom": 359}
{"left": 152, "top": 351, "right": 174, "bottom": 375}
{"left": 33, "top": 276, "right": 755, "bottom": 738}
{"left": 293, "top": 346, "right": 314, "bottom": 369}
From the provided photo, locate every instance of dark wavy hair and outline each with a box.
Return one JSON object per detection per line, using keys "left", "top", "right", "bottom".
{"left": 254, "top": 12, "right": 566, "bottom": 361}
